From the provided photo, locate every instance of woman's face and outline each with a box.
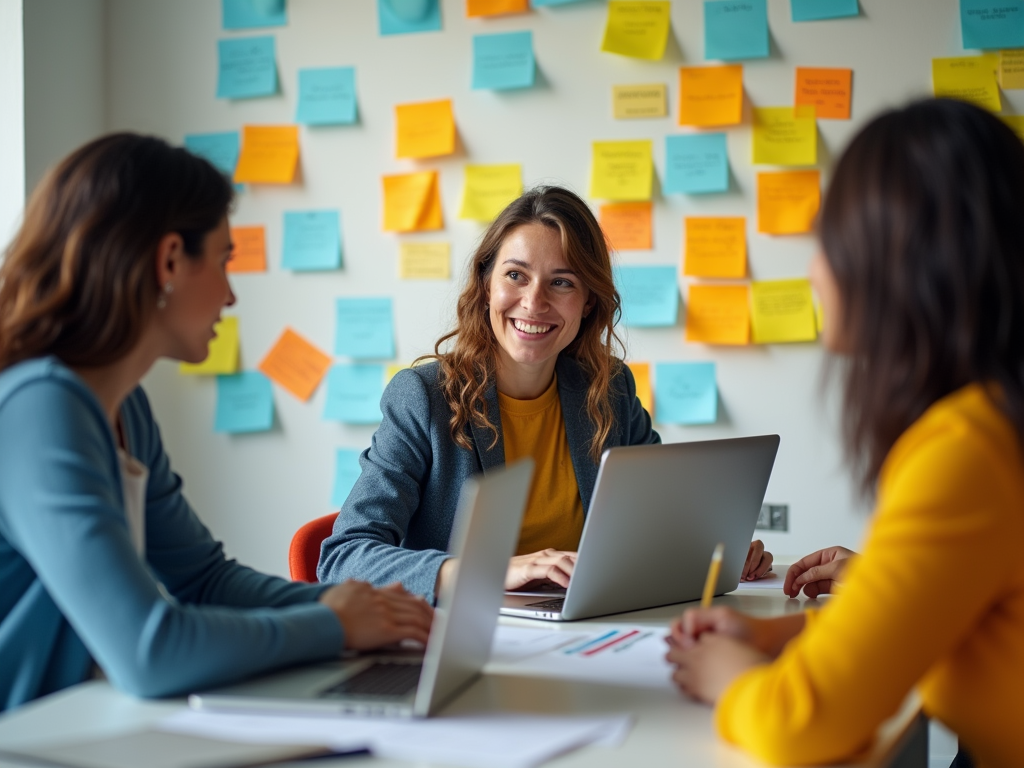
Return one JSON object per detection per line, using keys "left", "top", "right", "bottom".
{"left": 809, "top": 249, "right": 844, "bottom": 353}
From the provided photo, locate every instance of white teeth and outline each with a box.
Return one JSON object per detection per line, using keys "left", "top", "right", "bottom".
{"left": 513, "top": 319, "right": 552, "bottom": 334}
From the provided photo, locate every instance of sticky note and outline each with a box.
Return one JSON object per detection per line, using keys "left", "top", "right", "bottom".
{"left": 217, "top": 36, "right": 277, "bottom": 99}
{"left": 385, "top": 364, "right": 409, "bottom": 383}
{"left": 961, "top": 0, "right": 1024, "bottom": 49}
{"left": 752, "top": 106, "right": 817, "bottom": 166}
{"left": 750, "top": 278, "right": 817, "bottom": 343}
{"left": 757, "top": 170, "right": 820, "bottom": 235}
{"left": 473, "top": 31, "right": 535, "bottom": 90}
{"left": 1004, "top": 115, "right": 1024, "bottom": 141}
{"left": 180, "top": 317, "right": 240, "bottom": 375}
{"left": 399, "top": 242, "right": 451, "bottom": 279}
{"left": 184, "top": 132, "right": 240, "bottom": 181}
{"left": 679, "top": 65, "right": 744, "bottom": 127}
{"left": 234, "top": 125, "right": 299, "bottom": 184}
{"left": 684, "top": 217, "right": 746, "bottom": 278}
{"left": 229, "top": 226, "right": 267, "bottom": 273}
{"left": 612, "top": 84, "right": 668, "bottom": 119}
{"left": 664, "top": 133, "right": 729, "bottom": 194}
{"left": 395, "top": 99, "right": 455, "bottom": 159}
{"left": 601, "top": 1, "right": 672, "bottom": 61}
{"left": 459, "top": 164, "right": 523, "bottom": 221}
{"left": 335, "top": 298, "right": 396, "bottom": 359}
{"left": 600, "top": 202, "right": 653, "bottom": 251}
{"left": 1001, "top": 49, "right": 1024, "bottom": 88}
{"left": 795, "top": 67, "right": 852, "bottom": 120}
{"left": 467, "top": 0, "right": 529, "bottom": 16}
{"left": 627, "top": 361, "right": 653, "bottom": 414}
{"left": 685, "top": 284, "right": 750, "bottom": 345}
{"left": 590, "top": 140, "right": 654, "bottom": 201}
{"left": 790, "top": 0, "right": 859, "bottom": 21}
{"left": 332, "top": 448, "right": 363, "bottom": 508}
{"left": 378, "top": 0, "right": 442, "bottom": 35}
{"left": 282, "top": 210, "right": 342, "bottom": 271}
{"left": 323, "top": 364, "right": 385, "bottom": 424}
{"left": 215, "top": 372, "right": 274, "bottom": 433}
{"left": 258, "top": 327, "right": 331, "bottom": 401}
{"left": 383, "top": 171, "right": 444, "bottom": 232}
{"left": 932, "top": 56, "right": 1001, "bottom": 112}
{"left": 704, "top": 0, "right": 769, "bottom": 61}
{"left": 616, "top": 265, "right": 679, "bottom": 327}
{"left": 223, "top": 0, "right": 286, "bottom": 29}
{"left": 296, "top": 67, "right": 357, "bottom": 126}
{"left": 654, "top": 362, "right": 717, "bottom": 424}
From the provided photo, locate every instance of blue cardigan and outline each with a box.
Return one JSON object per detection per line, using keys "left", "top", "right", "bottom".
{"left": 0, "top": 358, "right": 343, "bottom": 711}
{"left": 317, "top": 356, "right": 660, "bottom": 598}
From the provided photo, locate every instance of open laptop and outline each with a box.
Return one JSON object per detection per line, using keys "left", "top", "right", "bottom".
{"left": 502, "top": 435, "right": 779, "bottom": 621}
{"left": 189, "top": 458, "right": 533, "bottom": 717}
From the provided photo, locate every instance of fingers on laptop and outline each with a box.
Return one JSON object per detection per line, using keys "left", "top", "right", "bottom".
{"left": 504, "top": 549, "right": 577, "bottom": 591}
{"left": 319, "top": 580, "right": 434, "bottom": 650}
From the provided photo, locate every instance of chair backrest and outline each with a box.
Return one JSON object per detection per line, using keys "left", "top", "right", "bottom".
{"left": 288, "top": 513, "right": 338, "bottom": 582}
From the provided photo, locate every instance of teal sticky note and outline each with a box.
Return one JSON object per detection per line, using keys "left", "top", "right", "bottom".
{"left": 616, "top": 266, "right": 679, "bottom": 327}
{"left": 654, "top": 362, "right": 717, "bottom": 425}
{"left": 378, "top": 0, "right": 442, "bottom": 35}
{"left": 217, "top": 36, "right": 278, "bottom": 99}
{"left": 323, "top": 364, "right": 385, "bottom": 424}
{"left": 215, "top": 372, "right": 274, "bottom": 433}
{"left": 704, "top": 0, "right": 769, "bottom": 61}
{"left": 222, "top": 0, "right": 287, "bottom": 29}
{"left": 335, "top": 298, "right": 395, "bottom": 359}
{"left": 332, "top": 448, "right": 363, "bottom": 508}
{"left": 282, "top": 211, "right": 341, "bottom": 271}
{"left": 184, "top": 131, "right": 240, "bottom": 179}
{"left": 960, "top": 0, "right": 1024, "bottom": 49}
{"left": 665, "top": 134, "right": 729, "bottom": 194}
{"left": 472, "top": 31, "right": 535, "bottom": 90}
{"left": 297, "top": 67, "right": 357, "bottom": 125}
{"left": 791, "top": 0, "right": 859, "bottom": 21}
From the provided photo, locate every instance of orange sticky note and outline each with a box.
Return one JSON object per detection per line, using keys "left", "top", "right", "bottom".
{"left": 395, "top": 99, "right": 455, "bottom": 159}
{"left": 685, "top": 284, "right": 750, "bottom": 345}
{"left": 679, "top": 65, "right": 743, "bottom": 127}
{"left": 234, "top": 125, "right": 299, "bottom": 184}
{"left": 383, "top": 171, "right": 444, "bottom": 232}
{"left": 795, "top": 67, "right": 852, "bottom": 120}
{"left": 757, "top": 171, "right": 820, "bottom": 235}
{"left": 467, "top": 0, "right": 528, "bottom": 15}
{"left": 257, "top": 327, "right": 331, "bottom": 402}
{"left": 627, "top": 361, "right": 653, "bottom": 414}
{"left": 684, "top": 217, "right": 746, "bottom": 278}
{"left": 600, "top": 202, "right": 653, "bottom": 251}
{"left": 229, "top": 226, "right": 267, "bottom": 273}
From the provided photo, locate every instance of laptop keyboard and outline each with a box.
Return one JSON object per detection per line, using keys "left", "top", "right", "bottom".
{"left": 320, "top": 661, "right": 422, "bottom": 699}
{"left": 526, "top": 597, "right": 565, "bottom": 610}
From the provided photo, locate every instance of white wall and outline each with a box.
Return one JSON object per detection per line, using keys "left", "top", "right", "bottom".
{"left": 0, "top": 0, "right": 24, "bottom": 247}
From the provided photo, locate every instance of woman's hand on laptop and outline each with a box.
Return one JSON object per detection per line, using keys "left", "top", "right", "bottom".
{"left": 319, "top": 581, "right": 433, "bottom": 650}
{"left": 740, "top": 540, "right": 774, "bottom": 581}
{"left": 504, "top": 549, "right": 577, "bottom": 591}
{"left": 783, "top": 546, "right": 856, "bottom": 598}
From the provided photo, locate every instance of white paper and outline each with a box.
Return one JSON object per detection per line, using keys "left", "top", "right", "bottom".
{"left": 732, "top": 565, "right": 789, "bottom": 590}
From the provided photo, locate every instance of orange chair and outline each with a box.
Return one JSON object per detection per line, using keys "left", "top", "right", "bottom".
{"left": 288, "top": 513, "right": 338, "bottom": 582}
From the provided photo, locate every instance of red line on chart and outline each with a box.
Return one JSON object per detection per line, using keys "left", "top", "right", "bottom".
{"left": 581, "top": 629, "right": 640, "bottom": 656}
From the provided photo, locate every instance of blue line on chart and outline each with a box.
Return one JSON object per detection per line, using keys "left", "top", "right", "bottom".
{"left": 563, "top": 629, "right": 620, "bottom": 655}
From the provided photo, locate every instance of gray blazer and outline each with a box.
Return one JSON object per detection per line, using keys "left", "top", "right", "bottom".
{"left": 316, "top": 355, "right": 660, "bottom": 598}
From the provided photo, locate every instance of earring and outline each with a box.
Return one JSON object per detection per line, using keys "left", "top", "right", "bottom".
{"left": 157, "top": 283, "right": 174, "bottom": 310}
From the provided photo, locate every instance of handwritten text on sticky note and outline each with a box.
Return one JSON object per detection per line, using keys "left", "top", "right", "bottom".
{"left": 685, "top": 284, "right": 750, "bottom": 345}
{"left": 752, "top": 106, "right": 817, "bottom": 166}
{"left": 229, "top": 226, "right": 267, "bottom": 273}
{"left": 399, "top": 242, "right": 451, "bottom": 279}
{"left": 757, "top": 170, "right": 820, "bottom": 235}
{"left": 795, "top": 67, "right": 852, "bottom": 120}
{"left": 600, "top": 202, "right": 653, "bottom": 251}
{"left": 282, "top": 210, "right": 341, "bottom": 271}
{"left": 473, "top": 31, "right": 535, "bottom": 90}
{"left": 679, "top": 65, "right": 744, "bottom": 127}
{"left": 655, "top": 362, "right": 717, "bottom": 424}
{"left": 704, "top": 0, "right": 769, "bottom": 61}
{"left": 685, "top": 217, "right": 746, "bottom": 278}
{"left": 932, "top": 56, "right": 1001, "bottom": 112}
{"left": 296, "top": 67, "right": 357, "bottom": 125}
{"left": 258, "top": 327, "right": 331, "bottom": 401}
{"left": 612, "top": 84, "right": 668, "bottom": 118}
{"left": 215, "top": 371, "right": 274, "bottom": 433}
{"left": 395, "top": 99, "right": 455, "bottom": 159}
{"left": 750, "top": 278, "right": 817, "bottom": 343}
{"left": 459, "top": 164, "right": 523, "bottom": 222}
{"left": 335, "top": 297, "right": 396, "bottom": 359}
{"left": 616, "top": 265, "right": 679, "bottom": 327}
{"left": 601, "top": 1, "right": 672, "bottom": 60}
{"left": 590, "top": 140, "right": 654, "bottom": 201}
{"left": 217, "top": 36, "right": 277, "bottom": 99}
{"left": 665, "top": 133, "right": 729, "bottom": 194}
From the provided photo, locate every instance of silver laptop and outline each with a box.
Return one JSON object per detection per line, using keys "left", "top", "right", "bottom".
{"left": 502, "top": 436, "right": 779, "bottom": 621}
{"left": 189, "top": 458, "right": 533, "bottom": 717}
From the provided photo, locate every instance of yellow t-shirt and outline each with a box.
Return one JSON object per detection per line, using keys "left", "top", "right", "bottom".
{"left": 715, "top": 384, "right": 1024, "bottom": 768}
{"left": 498, "top": 375, "right": 585, "bottom": 556}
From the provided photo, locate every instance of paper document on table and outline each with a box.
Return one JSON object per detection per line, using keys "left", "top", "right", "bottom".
{"left": 733, "top": 567, "right": 787, "bottom": 590}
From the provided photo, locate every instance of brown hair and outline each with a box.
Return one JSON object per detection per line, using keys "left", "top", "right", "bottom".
{"left": 820, "top": 98, "right": 1024, "bottom": 493}
{"left": 0, "top": 132, "right": 233, "bottom": 371}
{"left": 422, "top": 186, "right": 623, "bottom": 462}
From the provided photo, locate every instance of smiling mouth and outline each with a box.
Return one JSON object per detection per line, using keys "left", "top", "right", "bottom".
{"left": 512, "top": 319, "right": 554, "bottom": 335}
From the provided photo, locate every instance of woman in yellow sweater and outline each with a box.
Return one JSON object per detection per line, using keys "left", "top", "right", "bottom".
{"left": 665, "top": 98, "right": 1024, "bottom": 768}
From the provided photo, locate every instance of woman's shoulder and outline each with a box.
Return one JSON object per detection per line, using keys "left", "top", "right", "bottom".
{"left": 0, "top": 356, "right": 97, "bottom": 412}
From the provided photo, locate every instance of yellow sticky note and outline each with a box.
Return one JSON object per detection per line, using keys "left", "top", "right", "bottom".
{"left": 399, "top": 242, "right": 451, "bottom": 280}
{"left": 751, "top": 279, "right": 817, "bottom": 344}
{"left": 795, "top": 67, "right": 852, "bottom": 120}
{"left": 590, "top": 140, "right": 653, "bottom": 201}
{"left": 395, "top": 99, "right": 456, "bottom": 159}
{"left": 383, "top": 171, "right": 444, "bottom": 232}
{"left": 752, "top": 106, "right": 817, "bottom": 166}
{"left": 229, "top": 226, "right": 266, "bottom": 273}
{"left": 601, "top": 1, "right": 671, "bottom": 61}
{"left": 1001, "top": 50, "right": 1024, "bottom": 89}
{"left": 459, "top": 164, "right": 522, "bottom": 222}
{"left": 684, "top": 284, "right": 750, "bottom": 345}
{"left": 179, "top": 316, "right": 240, "bottom": 375}
{"left": 600, "top": 202, "right": 653, "bottom": 251}
{"left": 932, "top": 56, "right": 1001, "bottom": 113}
{"left": 627, "top": 361, "right": 653, "bottom": 414}
{"left": 467, "top": 0, "right": 528, "bottom": 16}
{"left": 234, "top": 126, "right": 299, "bottom": 184}
{"left": 757, "top": 170, "right": 820, "bottom": 235}
{"left": 385, "top": 363, "right": 409, "bottom": 384}
{"left": 684, "top": 217, "right": 746, "bottom": 279}
{"left": 257, "top": 327, "right": 331, "bottom": 402}
{"left": 612, "top": 84, "right": 668, "bottom": 119}
{"left": 1004, "top": 115, "right": 1024, "bottom": 142}
{"left": 679, "top": 65, "right": 744, "bottom": 127}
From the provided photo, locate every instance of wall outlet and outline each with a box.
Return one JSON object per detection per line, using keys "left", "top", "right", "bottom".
{"left": 756, "top": 504, "right": 789, "bottom": 532}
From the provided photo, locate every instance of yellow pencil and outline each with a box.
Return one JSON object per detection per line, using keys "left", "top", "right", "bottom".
{"left": 701, "top": 543, "right": 725, "bottom": 608}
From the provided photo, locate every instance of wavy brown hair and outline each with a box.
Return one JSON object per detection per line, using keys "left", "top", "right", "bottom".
{"left": 422, "top": 186, "right": 623, "bottom": 462}
{"left": 0, "top": 132, "right": 233, "bottom": 372}
{"left": 820, "top": 98, "right": 1024, "bottom": 493}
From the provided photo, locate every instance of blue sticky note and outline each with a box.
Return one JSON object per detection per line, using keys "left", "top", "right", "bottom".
{"left": 472, "top": 31, "right": 535, "bottom": 90}
{"left": 378, "top": 0, "right": 442, "bottom": 35}
{"left": 332, "top": 448, "right": 363, "bottom": 508}
{"left": 960, "top": 0, "right": 1024, "bottom": 49}
{"left": 616, "top": 266, "right": 680, "bottom": 327}
{"left": 217, "top": 36, "right": 278, "bottom": 99}
{"left": 790, "top": 0, "right": 859, "bottom": 21}
{"left": 664, "top": 134, "right": 729, "bottom": 194}
{"left": 323, "top": 364, "right": 385, "bottom": 424}
{"left": 222, "top": 0, "right": 287, "bottom": 29}
{"left": 654, "top": 362, "right": 717, "bottom": 425}
{"left": 215, "top": 372, "right": 274, "bottom": 433}
{"left": 184, "top": 131, "right": 240, "bottom": 180}
{"left": 335, "top": 298, "right": 396, "bottom": 359}
{"left": 282, "top": 211, "right": 342, "bottom": 271}
{"left": 704, "top": 0, "right": 769, "bottom": 61}
{"left": 296, "top": 67, "right": 357, "bottom": 125}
